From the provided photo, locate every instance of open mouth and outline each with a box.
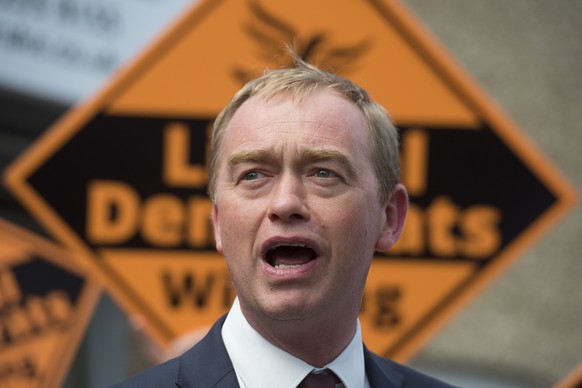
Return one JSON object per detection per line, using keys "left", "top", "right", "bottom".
{"left": 265, "top": 243, "right": 318, "bottom": 269}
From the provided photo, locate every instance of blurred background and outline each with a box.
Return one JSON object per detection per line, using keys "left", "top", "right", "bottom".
{"left": 0, "top": 0, "right": 580, "bottom": 387}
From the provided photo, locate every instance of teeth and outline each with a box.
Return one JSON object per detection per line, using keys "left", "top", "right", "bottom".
{"left": 273, "top": 243, "right": 308, "bottom": 249}
{"left": 274, "top": 264, "right": 303, "bottom": 269}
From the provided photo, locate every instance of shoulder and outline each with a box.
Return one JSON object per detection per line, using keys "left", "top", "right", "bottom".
{"left": 108, "top": 357, "right": 181, "bottom": 388}
{"left": 108, "top": 315, "right": 235, "bottom": 388}
{"left": 364, "top": 348, "right": 457, "bottom": 387}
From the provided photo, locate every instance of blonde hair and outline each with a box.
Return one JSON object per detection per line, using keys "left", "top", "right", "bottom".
{"left": 208, "top": 57, "right": 400, "bottom": 204}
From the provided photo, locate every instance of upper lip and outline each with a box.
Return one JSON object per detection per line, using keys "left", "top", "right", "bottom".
{"left": 260, "top": 236, "right": 322, "bottom": 261}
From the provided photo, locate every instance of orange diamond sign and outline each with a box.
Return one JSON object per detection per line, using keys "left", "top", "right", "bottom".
{"left": 0, "top": 219, "right": 100, "bottom": 388}
{"left": 4, "top": 0, "right": 576, "bottom": 361}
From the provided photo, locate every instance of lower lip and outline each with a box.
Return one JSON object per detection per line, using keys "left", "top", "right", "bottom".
{"left": 262, "top": 258, "right": 319, "bottom": 278}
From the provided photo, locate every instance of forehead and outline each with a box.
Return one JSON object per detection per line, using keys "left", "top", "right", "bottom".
{"left": 222, "top": 89, "right": 370, "bottom": 152}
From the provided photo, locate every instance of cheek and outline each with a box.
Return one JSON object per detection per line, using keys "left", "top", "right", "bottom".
{"left": 333, "top": 202, "right": 381, "bottom": 254}
{"left": 216, "top": 200, "right": 259, "bottom": 255}
{"left": 219, "top": 214, "right": 243, "bottom": 249}
{"left": 332, "top": 196, "right": 374, "bottom": 227}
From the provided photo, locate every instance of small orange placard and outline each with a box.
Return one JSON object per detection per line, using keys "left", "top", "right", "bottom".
{"left": 0, "top": 219, "right": 100, "bottom": 388}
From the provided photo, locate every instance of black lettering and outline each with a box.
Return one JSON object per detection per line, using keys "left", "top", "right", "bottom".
{"left": 374, "top": 286, "right": 402, "bottom": 329}
{"left": 162, "top": 271, "right": 215, "bottom": 309}
{"left": 22, "top": 356, "right": 37, "bottom": 379}
{"left": 0, "top": 355, "right": 38, "bottom": 382}
{"left": 0, "top": 292, "right": 73, "bottom": 348}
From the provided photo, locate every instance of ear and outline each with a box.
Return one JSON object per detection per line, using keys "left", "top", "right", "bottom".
{"left": 211, "top": 204, "right": 223, "bottom": 253}
{"left": 375, "top": 183, "right": 408, "bottom": 252}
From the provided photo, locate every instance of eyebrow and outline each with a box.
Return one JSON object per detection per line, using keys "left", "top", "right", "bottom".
{"left": 227, "top": 148, "right": 356, "bottom": 178}
{"left": 301, "top": 148, "right": 356, "bottom": 178}
{"left": 227, "top": 149, "right": 275, "bottom": 169}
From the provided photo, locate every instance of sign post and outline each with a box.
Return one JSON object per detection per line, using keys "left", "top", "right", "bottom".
{"left": 4, "top": 0, "right": 576, "bottom": 361}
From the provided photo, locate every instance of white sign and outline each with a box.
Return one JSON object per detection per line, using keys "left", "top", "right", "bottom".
{"left": 0, "top": 0, "right": 197, "bottom": 103}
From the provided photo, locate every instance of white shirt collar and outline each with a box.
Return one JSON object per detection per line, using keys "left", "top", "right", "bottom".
{"left": 222, "top": 298, "right": 369, "bottom": 388}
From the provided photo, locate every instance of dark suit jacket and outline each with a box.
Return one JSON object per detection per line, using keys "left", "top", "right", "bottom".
{"left": 110, "top": 315, "right": 455, "bottom": 387}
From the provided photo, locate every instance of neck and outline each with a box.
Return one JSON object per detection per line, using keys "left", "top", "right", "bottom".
{"left": 240, "top": 302, "right": 359, "bottom": 367}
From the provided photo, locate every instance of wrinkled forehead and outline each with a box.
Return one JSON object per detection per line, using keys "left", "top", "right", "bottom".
{"left": 223, "top": 90, "right": 369, "bottom": 145}
{"left": 215, "top": 91, "right": 375, "bottom": 180}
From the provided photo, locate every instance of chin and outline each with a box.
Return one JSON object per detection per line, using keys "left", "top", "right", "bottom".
{"left": 260, "top": 296, "right": 323, "bottom": 322}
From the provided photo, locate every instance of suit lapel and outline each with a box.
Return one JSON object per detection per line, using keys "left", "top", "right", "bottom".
{"left": 174, "top": 316, "right": 405, "bottom": 388}
{"left": 176, "top": 315, "right": 240, "bottom": 388}
{"left": 364, "top": 346, "right": 404, "bottom": 388}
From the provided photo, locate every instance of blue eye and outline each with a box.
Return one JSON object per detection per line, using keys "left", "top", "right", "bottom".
{"left": 242, "top": 171, "right": 261, "bottom": 180}
{"left": 315, "top": 169, "right": 333, "bottom": 178}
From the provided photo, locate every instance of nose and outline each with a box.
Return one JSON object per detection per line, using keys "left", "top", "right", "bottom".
{"left": 267, "top": 174, "right": 309, "bottom": 223}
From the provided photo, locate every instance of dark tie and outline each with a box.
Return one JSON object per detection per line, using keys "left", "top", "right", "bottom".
{"left": 297, "top": 371, "right": 341, "bottom": 388}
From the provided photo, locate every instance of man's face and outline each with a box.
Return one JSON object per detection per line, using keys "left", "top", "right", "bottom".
{"left": 212, "top": 89, "right": 400, "bottom": 325}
